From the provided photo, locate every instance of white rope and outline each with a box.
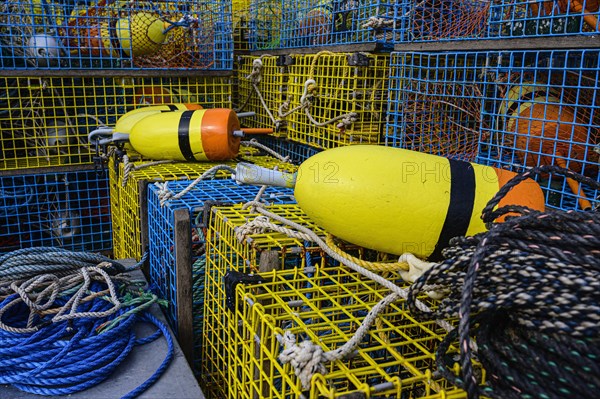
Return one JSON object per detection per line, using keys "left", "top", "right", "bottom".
{"left": 280, "top": 78, "right": 358, "bottom": 128}
{"left": 240, "top": 139, "right": 291, "bottom": 163}
{"left": 238, "top": 203, "right": 452, "bottom": 329}
{"left": 121, "top": 154, "right": 173, "bottom": 187}
{"left": 155, "top": 164, "right": 237, "bottom": 206}
{"left": 234, "top": 56, "right": 284, "bottom": 129}
{"left": 278, "top": 292, "right": 399, "bottom": 391}
{"left": 361, "top": 16, "right": 395, "bottom": 30}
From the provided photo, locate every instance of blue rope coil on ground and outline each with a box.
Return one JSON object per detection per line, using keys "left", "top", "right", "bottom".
{"left": 407, "top": 165, "right": 600, "bottom": 399}
{"left": 0, "top": 247, "right": 172, "bottom": 398}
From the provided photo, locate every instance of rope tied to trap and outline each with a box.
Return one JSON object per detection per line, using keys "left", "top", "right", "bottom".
{"left": 278, "top": 291, "right": 400, "bottom": 390}
{"left": 234, "top": 55, "right": 284, "bottom": 129}
{"left": 233, "top": 189, "right": 455, "bottom": 389}
{"left": 154, "top": 164, "right": 237, "bottom": 206}
{"left": 278, "top": 51, "right": 359, "bottom": 129}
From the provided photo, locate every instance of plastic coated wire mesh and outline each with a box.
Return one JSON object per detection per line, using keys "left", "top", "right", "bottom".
{"left": 109, "top": 150, "right": 297, "bottom": 261}
{"left": 202, "top": 203, "right": 332, "bottom": 398}
{"left": 286, "top": 52, "right": 389, "bottom": 149}
{"left": 488, "top": 0, "right": 600, "bottom": 38}
{"left": 255, "top": 136, "right": 322, "bottom": 164}
{"left": 0, "top": 169, "right": 111, "bottom": 253}
{"left": 405, "top": 0, "right": 491, "bottom": 42}
{"left": 477, "top": 49, "right": 600, "bottom": 211}
{"left": 0, "top": 76, "right": 232, "bottom": 171}
{"left": 146, "top": 179, "right": 296, "bottom": 375}
{"left": 386, "top": 51, "right": 489, "bottom": 162}
{"left": 228, "top": 266, "right": 479, "bottom": 399}
{"left": 236, "top": 55, "right": 289, "bottom": 136}
{"left": 279, "top": 0, "right": 406, "bottom": 48}
{"left": 232, "top": 0, "right": 251, "bottom": 51}
{"left": 0, "top": 0, "right": 233, "bottom": 70}
{"left": 248, "top": 0, "right": 283, "bottom": 50}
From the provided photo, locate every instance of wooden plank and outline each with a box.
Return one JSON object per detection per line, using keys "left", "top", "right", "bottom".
{"left": 253, "top": 250, "right": 280, "bottom": 399}
{"left": 0, "top": 69, "right": 234, "bottom": 78}
{"left": 249, "top": 42, "right": 383, "bottom": 56}
{"left": 0, "top": 163, "right": 97, "bottom": 177}
{"left": 394, "top": 36, "right": 600, "bottom": 52}
{"left": 174, "top": 208, "right": 194, "bottom": 366}
{"left": 138, "top": 179, "right": 149, "bottom": 273}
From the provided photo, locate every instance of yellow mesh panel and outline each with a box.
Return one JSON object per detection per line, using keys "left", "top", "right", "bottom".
{"left": 286, "top": 52, "right": 389, "bottom": 149}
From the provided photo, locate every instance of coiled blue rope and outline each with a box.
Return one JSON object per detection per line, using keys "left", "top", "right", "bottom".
{"left": 0, "top": 250, "right": 172, "bottom": 399}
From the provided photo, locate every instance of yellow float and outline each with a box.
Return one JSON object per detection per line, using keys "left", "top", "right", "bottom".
{"left": 237, "top": 145, "right": 546, "bottom": 260}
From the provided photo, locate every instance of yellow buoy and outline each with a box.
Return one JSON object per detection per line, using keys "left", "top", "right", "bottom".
{"left": 238, "top": 145, "right": 546, "bottom": 260}
{"left": 116, "top": 12, "right": 169, "bottom": 57}
{"left": 114, "top": 104, "right": 203, "bottom": 135}
{"left": 127, "top": 108, "right": 268, "bottom": 161}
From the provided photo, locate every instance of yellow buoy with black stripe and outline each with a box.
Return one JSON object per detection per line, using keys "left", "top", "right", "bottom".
{"left": 114, "top": 104, "right": 203, "bottom": 135}
{"left": 237, "top": 145, "right": 546, "bottom": 260}
{"left": 127, "top": 108, "right": 270, "bottom": 161}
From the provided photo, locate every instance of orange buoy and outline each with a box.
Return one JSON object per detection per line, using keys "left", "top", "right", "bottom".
{"left": 500, "top": 84, "right": 598, "bottom": 209}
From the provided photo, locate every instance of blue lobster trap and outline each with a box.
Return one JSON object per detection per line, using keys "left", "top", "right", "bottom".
{"left": 278, "top": 0, "right": 407, "bottom": 49}
{"left": 255, "top": 136, "right": 322, "bottom": 164}
{"left": 488, "top": 0, "right": 599, "bottom": 38}
{"left": 478, "top": 49, "right": 600, "bottom": 211}
{"left": 146, "top": 178, "right": 295, "bottom": 374}
{"left": 0, "top": 168, "right": 112, "bottom": 253}
{"left": 404, "top": 0, "right": 492, "bottom": 42}
{"left": 386, "top": 51, "right": 489, "bottom": 162}
{"left": 0, "top": 0, "right": 233, "bottom": 70}
{"left": 0, "top": 75, "right": 232, "bottom": 171}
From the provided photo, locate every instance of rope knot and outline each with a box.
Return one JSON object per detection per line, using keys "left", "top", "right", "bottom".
{"left": 278, "top": 331, "right": 329, "bottom": 391}
{"left": 155, "top": 182, "right": 174, "bottom": 207}
{"left": 336, "top": 112, "right": 358, "bottom": 129}
{"left": 362, "top": 16, "right": 394, "bottom": 30}
{"left": 300, "top": 79, "right": 318, "bottom": 107}
{"left": 246, "top": 58, "right": 263, "bottom": 84}
{"left": 235, "top": 215, "right": 271, "bottom": 243}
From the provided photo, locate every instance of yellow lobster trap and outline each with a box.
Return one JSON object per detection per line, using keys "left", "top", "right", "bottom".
{"left": 285, "top": 51, "right": 390, "bottom": 149}
{"left": 236, "top": 55, "right": 291, "bottom": 136}
{"left": 202, "top": 203, "right": 395, "bottom": 398}
{"left": 109, "top": 150, "right": 297, "bottom": 261}
{"left": 0, "top": 76, "right": 232, "bottom": 170}
{"left": 228, "top": 266, "right": 480, "bottom": 399}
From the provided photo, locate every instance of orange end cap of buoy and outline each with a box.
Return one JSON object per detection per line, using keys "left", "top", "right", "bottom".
{"left": 494, "top": 168, "right": 546, "bottom": 221}
{"left": 200, "top": 108, "right": 240, "bottom": 161}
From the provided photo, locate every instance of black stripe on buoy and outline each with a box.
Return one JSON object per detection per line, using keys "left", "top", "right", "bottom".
{"left": 506, "top": 91, "right": 546, "bottom": 118}
{"left": 167, "top": 104, "right": 178, "bottom": 111}
{"left": 178, "top": 110, "right": 196, "bottom": 161}
{"left": 429, "top": 159, "right": 476, "bottom": 261}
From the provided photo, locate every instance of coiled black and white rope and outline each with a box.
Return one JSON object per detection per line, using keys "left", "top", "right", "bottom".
{"left": 407, "top": 165, "right": 600, "bottom": 399}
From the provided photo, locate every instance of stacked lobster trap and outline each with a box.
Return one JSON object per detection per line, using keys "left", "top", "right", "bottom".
{"left": 248, "top": 0, "right": 405, "bottom": 51}
{"left": 200, "top": 203, "right": 482, "bottom": 398}
{"left": 0, "top": 169, "right": 111, "bottom": 253}
{"left": 236, "top": 55, "right": 290, "bottom": 135}
{"left": 108, "top": 144, "right": 296, "bottom": 261}
{"left": 488, "top": 0, "right": 600, "bottom": 38}
{"left": 0, "top": 0, "right": 233, "bottom": 70}
{"left": 285, "top": 52, "right": 390, "bottom": 149}
{"left": 478, "top": 49, "right": 600, "bottom": 211}
{"left": 386, "top": 51, "right": 490, "bottom": 162}
{"left": 146, "top": 179, "right": 296, "bottom": 375}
